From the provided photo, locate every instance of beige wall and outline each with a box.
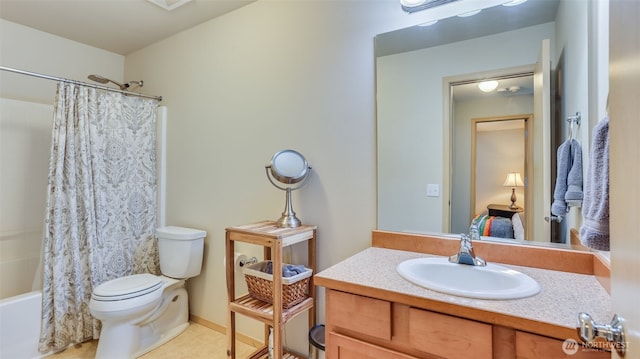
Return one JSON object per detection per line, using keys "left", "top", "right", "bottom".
{"left": 0, "top": 19, "right": 124, "bottom": 104}
{"left": 124, "top": 0, "right": 420, "bottom": 350}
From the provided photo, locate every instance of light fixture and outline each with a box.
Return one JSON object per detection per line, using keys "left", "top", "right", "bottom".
{"left": 418, "top": 20, "right": 439, "bottom": 27}
{"left": 502, "top": 0, "right": 527, "bottom": 6}
{"left": 457, "top": 9, "right": 482, "bottom": 17}
{"left": 478, "top": 80, "right": 499, "bottom": 92}
{"left": 265, "top": 150, "right": 312, "bottom": 228}
{"left": 503, "top": 172, "right": 525, "bottom": 209}
{"left": 146, "top": 0, "right": 192, "bottom": 11}
{"left": 400, "top": 0, "right": 460, "bottom": 14}
{"left": 400, "top": 0, "right": 427, "bottom": 6}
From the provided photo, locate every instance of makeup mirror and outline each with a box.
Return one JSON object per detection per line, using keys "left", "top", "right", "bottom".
{"left": 265, "top": 149, "right": 311, "bottom": 227}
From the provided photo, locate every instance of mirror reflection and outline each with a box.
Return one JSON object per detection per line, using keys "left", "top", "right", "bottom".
{"left": 464, "top": 115, "right": 528, "bottom": 240}
{"left": 376, "top": 0, "right": 603, "bottom": 247}
{"left": 450, "top": 77, "right": 533, "bottom": 240}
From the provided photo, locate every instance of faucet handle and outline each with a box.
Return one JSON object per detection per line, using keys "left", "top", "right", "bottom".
{"left": 469, "top": 219, "right": 480, "bottom": 241}
{"left": 460, "top": 233, "right": 472, "bottom": 248}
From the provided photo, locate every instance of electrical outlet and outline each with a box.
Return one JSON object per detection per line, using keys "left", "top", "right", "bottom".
{"left": 427, "top": 184, "right": 440, "bottom": 197}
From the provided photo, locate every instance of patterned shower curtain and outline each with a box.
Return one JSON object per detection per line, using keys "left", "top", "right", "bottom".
{"left": 39, "top": 82, "right": 160, "bottom": 352}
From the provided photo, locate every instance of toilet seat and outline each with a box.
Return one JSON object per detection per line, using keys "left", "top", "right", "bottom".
{"left": 92, "top": 273, "right": 163, "bottom": 302}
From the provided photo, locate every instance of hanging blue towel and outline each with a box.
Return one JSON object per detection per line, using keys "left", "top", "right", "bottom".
{"left": 551, "top": 139, "right": 583, "bottom": 216}
{"left": 551, "top": 139, "right": 572, "bottom": 216}
{"left": 580, "top": 117, "right": 609, "bottom": 251}
{"left": 565, "top": 140, "right": 583, "bottom": 206}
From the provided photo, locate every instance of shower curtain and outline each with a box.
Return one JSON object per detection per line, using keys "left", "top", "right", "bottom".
{"left": 39, "top": 82, "right": 160, "bottom": 352}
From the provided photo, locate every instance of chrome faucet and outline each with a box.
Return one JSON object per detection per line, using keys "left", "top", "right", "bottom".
{"left": 449, "top": 220, "right": 486, "bottom": 266}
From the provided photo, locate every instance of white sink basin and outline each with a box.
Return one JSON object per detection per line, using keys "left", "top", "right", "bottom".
{"left": 396, "top": 257, "right": 540, "bottom": 300}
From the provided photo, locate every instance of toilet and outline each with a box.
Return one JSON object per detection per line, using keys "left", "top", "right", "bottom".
{"left": 89, "top": 226, "right": 206, "bottom": 359}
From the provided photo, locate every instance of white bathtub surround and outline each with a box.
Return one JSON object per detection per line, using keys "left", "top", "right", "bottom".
{"left": 39, "top": 82, "right": 160, "bottom": 353}
{"left": 0, "top": 291, "right": 48, "bottom": 359}
{"left": 0, "top": 98, "right": 53, "bottom": 300}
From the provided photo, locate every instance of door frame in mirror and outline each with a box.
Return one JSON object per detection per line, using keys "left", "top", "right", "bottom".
{"left": 442, "top": 65, "right": 535, "bottom": 234}
{"left": 470, "top": 114, "right": 533, "bottom": 240}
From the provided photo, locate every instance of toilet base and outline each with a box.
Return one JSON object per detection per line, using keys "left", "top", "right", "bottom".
{"left": 135, "top": 322, "right": 189, "bottom": 357}
{"left": 135, "top": 283, "right": 190, "bottom": 357}
{"left": 95, "top": 320, "right": 145, "bottom": 359}
{"left": 95, "top": 279, "right": 190, "bottom": 359}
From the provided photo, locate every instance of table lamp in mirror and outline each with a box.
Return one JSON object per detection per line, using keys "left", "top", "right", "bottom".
{"left": 503, "top": 172, "right": 525, "bottom": 209}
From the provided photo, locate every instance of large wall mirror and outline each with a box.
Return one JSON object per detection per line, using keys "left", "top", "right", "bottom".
{"left": 376, "top": 0, "right": 608, "bottom": 247}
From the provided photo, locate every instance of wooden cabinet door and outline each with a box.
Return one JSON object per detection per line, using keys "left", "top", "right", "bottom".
{"left": 326, "top": 289, "right": 392, "bottom": 341}
{"left": 409, "top": 307, "right": 492, "bottom": 359}
{"left": 516, "top": 331, "right": 609, "bottom": 359}
{"left": 327, "top": 332, "right": 421, "bottom": 359}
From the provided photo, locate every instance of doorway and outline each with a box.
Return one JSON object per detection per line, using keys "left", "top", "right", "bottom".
{"left": 448, "top": 71, "right": 535, "bottom": 236}
{"left": 471, "top": 115, "right": 530, "bottom": 218}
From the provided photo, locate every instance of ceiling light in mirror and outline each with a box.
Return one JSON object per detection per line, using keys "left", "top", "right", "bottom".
{"left": 478, "top": 80, "right": 499, "bottom": 92}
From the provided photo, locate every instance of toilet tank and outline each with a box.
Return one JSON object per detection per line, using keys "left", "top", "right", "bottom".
{"left": 156, "top": 226, "right": 206, "bottom": 279}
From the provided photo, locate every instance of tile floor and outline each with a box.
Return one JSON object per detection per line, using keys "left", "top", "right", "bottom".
{"left": 47, "top": 322, "right": 258, "bottom": 359}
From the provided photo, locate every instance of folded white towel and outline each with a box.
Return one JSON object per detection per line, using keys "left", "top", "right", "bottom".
{"left": 580, "top": 117, "right": 609, "bottom": 251}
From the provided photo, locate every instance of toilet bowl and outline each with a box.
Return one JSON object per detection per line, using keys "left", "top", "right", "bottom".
{"left": 90, "top": 273, "right": 163, "bottom": 321}
{"left": 89, "top": 226, "right": 206, "bottom": 359}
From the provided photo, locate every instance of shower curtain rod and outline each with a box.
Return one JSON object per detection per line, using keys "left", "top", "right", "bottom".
{"left": 0, "top": 65, "right": 163, "bottom": 101}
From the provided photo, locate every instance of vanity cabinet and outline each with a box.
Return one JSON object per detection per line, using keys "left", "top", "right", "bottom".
{"left": 325, "top": 289, "right": 608, "bottom": 359}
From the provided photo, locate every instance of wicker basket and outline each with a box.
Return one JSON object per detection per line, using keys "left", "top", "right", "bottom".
{"left": 243, "top": 261, "right": 312, "bottom": 309}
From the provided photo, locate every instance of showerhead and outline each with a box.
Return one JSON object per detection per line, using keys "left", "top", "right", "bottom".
{"left": 87, "top": 74, "right": 143, "bottom": 91}
{"left": 87, "top": 74, "right": 110, "bottom": 84}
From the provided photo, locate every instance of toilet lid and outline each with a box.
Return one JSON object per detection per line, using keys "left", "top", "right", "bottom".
{"left": 92, "top": 273, "right": 163, "bottom": 301}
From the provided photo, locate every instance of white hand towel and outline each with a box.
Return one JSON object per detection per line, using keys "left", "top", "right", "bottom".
{"left": 580, "top": 117, "right": 609, "bottom": 251}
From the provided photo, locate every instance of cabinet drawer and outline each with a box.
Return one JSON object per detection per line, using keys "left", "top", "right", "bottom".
{"left": 516, "top": 331, "right": 609, "bottom": 359}
{"left": 326, "top": 290, "right": 391, "bottom": 340}
{"left": 328, "top": 332, "right": 420, "bottom": 359}
{"left": 409, "top": 307, "right": 492, "bottom": 358}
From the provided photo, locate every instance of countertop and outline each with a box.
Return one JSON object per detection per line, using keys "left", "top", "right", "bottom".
{"left": 315, "top": 247, "right": 612, "bottom": 340}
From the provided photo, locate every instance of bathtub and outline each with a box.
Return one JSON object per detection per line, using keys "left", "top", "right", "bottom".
{"left": 0, "top": 291, "right": 48, "bottom": 359}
